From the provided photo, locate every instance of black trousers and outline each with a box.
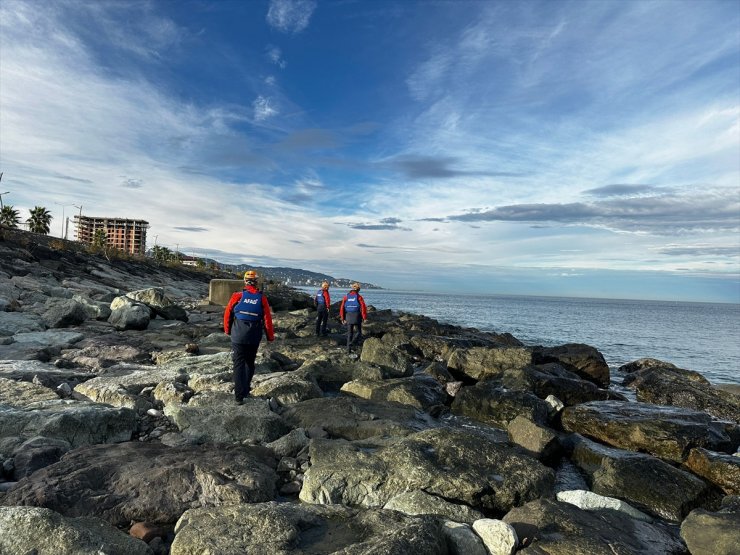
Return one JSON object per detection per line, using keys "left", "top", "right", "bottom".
{"left": 347, "top": 321, "right": 362, "bottom": 350}
{"left": 315, "top": 307, "right": 329, "bottom": 335}
{"left": 232, "top": 342, "right": 259, "bottom": 400}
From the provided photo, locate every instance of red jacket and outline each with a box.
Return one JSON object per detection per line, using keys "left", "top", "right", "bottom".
{"left": 223, "top": 285, "right": 274, "bottom": 341}
{"left": 339, "top": 291, "right": 367, "bottom": 321}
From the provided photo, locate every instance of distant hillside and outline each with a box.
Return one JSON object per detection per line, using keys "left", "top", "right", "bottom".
{"left": 225, "top": 264, "right": 382, "bottom": 290}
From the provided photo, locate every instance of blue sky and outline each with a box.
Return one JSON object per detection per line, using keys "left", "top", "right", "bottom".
{"left": 1, "top": 0, "right": 738, "bottom": 302}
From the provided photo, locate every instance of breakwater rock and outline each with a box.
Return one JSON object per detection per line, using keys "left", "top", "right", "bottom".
{"left": 0, "top": 231, "right": 739, "bottom": 554}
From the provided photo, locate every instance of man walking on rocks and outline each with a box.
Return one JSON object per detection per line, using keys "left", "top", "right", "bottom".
{"left": 224, "top": 270, "right": 274, "bottom": 404}
{"left": 340, "top": 282, "right": 367, "bottom": 353}
{"left": 314, "top": 281, "right": 331, "bottom": 337}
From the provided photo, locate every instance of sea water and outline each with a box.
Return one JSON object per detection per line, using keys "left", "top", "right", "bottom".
{"left": 299, "top": 287, "right": 740, "bottom": 386}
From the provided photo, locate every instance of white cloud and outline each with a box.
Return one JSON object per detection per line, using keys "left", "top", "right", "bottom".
{"left": 253, "top": 95, "right": 278, "bottom": 121}
{"left": 266, "top": 0, "right": 316, "bottom": 34}
{"left": 266, "top": 45, "right": 287, "bottom": 68}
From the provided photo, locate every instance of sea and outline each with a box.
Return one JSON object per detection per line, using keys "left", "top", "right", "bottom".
{"left": 297, "top": 287, "right": 740, "bottom": 387}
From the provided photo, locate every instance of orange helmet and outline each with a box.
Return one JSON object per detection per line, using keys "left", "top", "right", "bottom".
{"left": 351, "top": 282, "right": 361, "bottom": 291}
{"left": 244, "top": 270, "right": 258, "bottom": 280}
{"left": 321, "top": 281, "right": 329, "bottom": 289}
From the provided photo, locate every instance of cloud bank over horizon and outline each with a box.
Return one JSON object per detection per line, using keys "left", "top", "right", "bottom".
{"left": 0, "top": 0, "right": 738, "bottom": 302}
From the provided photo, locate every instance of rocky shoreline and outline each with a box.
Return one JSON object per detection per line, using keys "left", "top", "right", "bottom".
{"left": 0, "top": 231, "right": 738, "bottom": 554}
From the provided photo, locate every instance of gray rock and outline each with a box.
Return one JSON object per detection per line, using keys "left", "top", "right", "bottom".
{"left": 384, "top": 490, "right": 484, "bottom": 524}
{"left": 0, "top": 377, "right": 58, "bottom": 407}
{"left": 447, "top": 346, "right": 533, "bottom": 381}
{"left": 11, "top": 436, "right": 71, "bottom": 479}
{"left": 171, "top": 501, "right": 448, "bottom": 555}
{"left": 0, "top": 399, "right": 136, "bottom": 448}
{"left": 680, "top": 507, "right": 740, "bottom": 555}
{"left": 300, "top": 427, "right": 554, "bottom": 513}
{"left": 0, "top": 506, "right": 153, "bottom": 555}
{"left": 533, "top": 343, "right": 610, "bottom": 388}
{"left": 109, "top": 296, "right": 151, "bottom": 330}
{"left": 443, "top": 521, "right": 487, "bottom": 555}
{"left": 341, "top": 375, "right": 447, "bottom": 412}
{"left": 556, "top": 490, "right": 652, "bottom": 522}
{"left": 359, "top": 336, "right": 415, "bottom": 377}
{"left": 0, "top": 311, "right": 44, "bottom": 336}
{"left": 72, "top": 294, "right": 112, "bottom": 320}
{"left": 503, "top": 498, "right": 685, "bottom": 554}
{"left": 280, "top": 395, "right": 438, "bottom": 441}
{"left": 2, "top": 442, "right": 277, "bottom": 527}
{"left": 42, "top": 298, "right": 89, "bottom": 328}
{"left": 165, "top": 394, "right": 291, "bottom": 444}
{"left": 562, "top": 400, "right": 734, "bottom": 462}
{"left": 471, "top": 518, "right": 518, "bottom": 555}
{"left": 506, "top": 415, "right": 561, "bottom": 462}
{"left": 251, "top": 370, "right": 324, "bottom": 404}
{"left": 451, "top": 381, "right": 551, "bottom": 429}
{"left": 265, "top": 428, "right": 310, "bottom": 458}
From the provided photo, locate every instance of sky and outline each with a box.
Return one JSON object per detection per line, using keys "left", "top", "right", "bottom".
{"left": 0, "top": 0, "right": 738, "bottom": 303}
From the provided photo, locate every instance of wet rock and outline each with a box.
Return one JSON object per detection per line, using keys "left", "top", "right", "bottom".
{"left": 300, "top": 427, "right": 554, "bottom": 513}
{"left": 171, "top": 501, "right": 447, "bottom": 555}
{"left": 11, "top": 436, "right": 71, "bottom": 479}
{"left": 685, "top": 447, "right": 740, "bottom": 495}
{"left": 443, "top": 521, "right": 487, "bottom": 555}
{"left": 625, "top": 365, "right": 740, "bottom": 423}
{"left": 383, "top": 490, "right": 484, "bottom": 524}
{"left": 0, "top": 506, "right": 152, "bottom": 555}
{"left": 451, "top": 381, "right": 551, "bottom": 429}
{"left": 562, "top": 400, "right": 734, "bottom": 462}
{"left": 567, "top": 434, "right": 716, "bottom": 522}
{"left": 503, "top": 498, "right": 686, "bottom": 554}
{"left": 341, "top": 375, "right": 447, "bottom": 412}
{"left": 2, "top": 442, "right": 277, "bottom": 526}
{"left": 532, "top": 343, "right": 610, "bottom": 388}
{"left": 280, "top": 396, "right": 438, "bottom": 441}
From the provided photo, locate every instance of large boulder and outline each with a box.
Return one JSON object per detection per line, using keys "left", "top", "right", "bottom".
{"left": 359, "top": 335, "right": 416, "bottom": 377}
{"left": 165, "top": 393, "right": 291, "bottom": 444}
{"left": 383, "top": 490, "right": 484, "bottom": 524}
{"left": 279, "top": 396, "right": 438, "bottom": 441}
{"left": 251, "top": 371, "right": 324, "bottom": 405}
{"left": 300, "top": 427, "right": 554, "bottom": 513}
{"left": 503, "top": 498, "right": 686, "bottom": 554}
{"left": 446, "top": 346, "right": 533, "bottom": 381}
{"left": 567, "top": 434, "right": 716, "bottom": 522}
{"left": 680, "top": 506, "right": 740, "bottom": 555}
{"left": 171, "top": 502, "right": 447, "bottom": 555}
{"left": 0, "top": 506, "right": 152, "bottom": 555}
{"left": 624, "top": 365, "right": 740, "bottom": 423}
{"left": 451, "top": 381, "right": 551, "bottom": 429}
{"left": 126, "top": 287, "right": 189, "bottom": 322}
{"left": 340, "top": 375, "right": 447, "bottom": 412}
{"left": 532, "top": 343, "right": 609, "bottom": 388}
{"left": 108, "top": 296, "right": 151, "bottom": 330}
{"left": 0, "top": 400, "right": 136, "bottom": 448}
{"left": 0, "top": 377, "right": 58, "bottom": 407}
{"left": 684, "top": 448, "right": 740, "bottom": 495}
{"left": 2, "top": 442, "right": 277, "bottom": 527}
{"left": 561, "top": 400, "right": 734, "bottom": 462}
{"left": 41, "top": 298, "right": 89, "bottom": 328}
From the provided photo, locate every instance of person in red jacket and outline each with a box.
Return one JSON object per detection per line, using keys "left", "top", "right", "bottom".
{"left": 314, "top": 281, "right": 331, "bottom": 337}
{"left": 339, "top": 282, "right": 367, "bottom": 353}
{"left": 223, "top": 270, "right": 274, "bottom": 404}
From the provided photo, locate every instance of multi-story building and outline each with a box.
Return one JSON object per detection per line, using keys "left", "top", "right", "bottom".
{"left": 74, "top": 215, "right": 149, "bottom": 255}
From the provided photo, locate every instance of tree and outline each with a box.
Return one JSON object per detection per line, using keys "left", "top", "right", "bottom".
{"left": 27, "top": 206, "right": 53, "bottom": 234}
{"left": 92, "top": 229, "right": 107, "bottom": 249}
{"left": 151, "top": 245, "right": 172, "bottom": 263}
{"left": 0, "top": 205, "right": 20, "bottom": 228}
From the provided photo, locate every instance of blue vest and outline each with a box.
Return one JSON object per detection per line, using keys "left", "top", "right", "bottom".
{"left": 234, "top": 290, "right": 263, "bottom": 322}
{"left": 316, "top": 290, "right": 326, "bottom": 306}
{"left": 344, "top": 293, "right": 360, "bottom": 313}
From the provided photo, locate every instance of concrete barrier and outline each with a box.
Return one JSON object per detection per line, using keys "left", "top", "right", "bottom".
{"left": 209, "top": 279, "right": 244, "bottom": 306}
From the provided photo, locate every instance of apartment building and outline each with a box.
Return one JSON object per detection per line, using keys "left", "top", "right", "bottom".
{"left": 74, "top": 215, "right": 149, "bottom": 255}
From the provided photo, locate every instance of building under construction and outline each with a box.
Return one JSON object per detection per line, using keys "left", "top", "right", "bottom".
{"left": 74, "top": 215, "right": 149, "bottom": 255}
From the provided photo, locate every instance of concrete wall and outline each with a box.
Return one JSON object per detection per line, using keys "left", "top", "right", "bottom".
{"left": 209, "top": 279, "right": 244, "bottom": 306}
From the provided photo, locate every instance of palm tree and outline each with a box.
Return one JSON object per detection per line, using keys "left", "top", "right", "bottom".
{"left": 0, "top": 205, "right": 20, "bottom": 228}
{"left": 27, "top": 206, "right": 53, "bottom": 234}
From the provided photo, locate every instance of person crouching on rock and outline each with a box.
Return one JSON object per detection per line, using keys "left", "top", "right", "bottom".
{"left": 340, "top": 282, "right": 367, "bottom": 353}
{"left": 223, "top": 270, "right": 274, "bottom": 404}
{"left": 315, "top": 281, "right": 331, "bottom": 337}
